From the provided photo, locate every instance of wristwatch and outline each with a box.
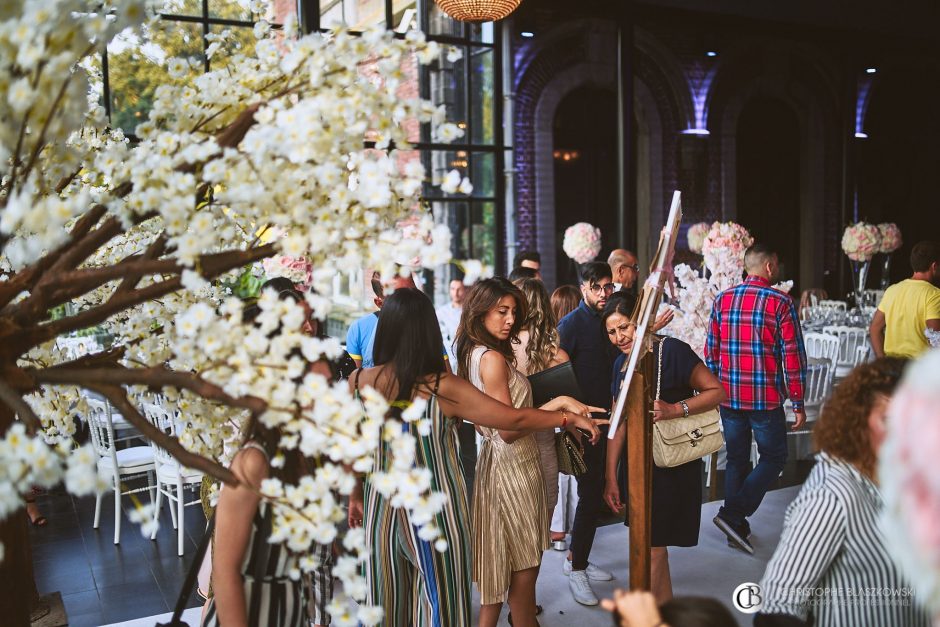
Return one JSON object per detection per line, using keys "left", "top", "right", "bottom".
{"left": 679, "top": 400, "right": 690, "bottom": 417}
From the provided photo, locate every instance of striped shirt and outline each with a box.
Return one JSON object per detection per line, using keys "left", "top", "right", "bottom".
{"left": 758, "top": 453, "right": 930, "bottom": 626}
{"left": 705, "top": 275, "right": 806, "bottom": 411}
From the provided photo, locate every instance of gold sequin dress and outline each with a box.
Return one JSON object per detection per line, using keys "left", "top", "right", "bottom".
{"left": 468, "top": 346, "right": 549, "bottom": 605}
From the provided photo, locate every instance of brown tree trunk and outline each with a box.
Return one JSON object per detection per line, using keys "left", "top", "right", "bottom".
{"left": 0, "top": 402, "right": 36, "bottom": 626}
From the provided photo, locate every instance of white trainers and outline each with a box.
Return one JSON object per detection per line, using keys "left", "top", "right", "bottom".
{"left": 563, "top": 559, "right": 614, "bottom": 581}
{"left": 568, "top": 569, "right": 599, "bottom": 606}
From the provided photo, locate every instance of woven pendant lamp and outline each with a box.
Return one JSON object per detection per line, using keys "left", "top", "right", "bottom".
{"left": 434, "top": 0, "right": 523, "bottom": 23}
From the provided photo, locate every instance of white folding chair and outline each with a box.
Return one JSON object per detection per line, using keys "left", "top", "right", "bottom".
{"left": 822, "top": 326, "right": 867, "bottom": 380}
{"left": 853, "top": 343, "right": 871, "bottom": 367}
{"left": 141, "top": 402, "right": 204, "bottom": 556}
{"left": 86, "top": 398, "right": 155, "bottom": 544}
{"left": 803, "top": 332, "right": 839, "bottom": 383}
{"left": 785, "top": 360, "right": 832, "bottom": 456}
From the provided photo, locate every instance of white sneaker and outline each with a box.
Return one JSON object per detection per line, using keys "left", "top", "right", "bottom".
{"left": 568, "top": 569, "right": 599, "bottom": 606}
{"left": 563, "top": 559, "right": 614, "bottom": 581}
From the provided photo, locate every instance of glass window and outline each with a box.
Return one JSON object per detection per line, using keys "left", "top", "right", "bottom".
{"left": 106, "top": 22, "right": 202, "bottom": 133}
{"left": 427, "top": 2, "right": 463, "bottom": 38}
{"left": 209, "top": 0, "right": 253, "bottom": 21}
{"left": 469, "top": 47, "right": 494, "bottom": 145}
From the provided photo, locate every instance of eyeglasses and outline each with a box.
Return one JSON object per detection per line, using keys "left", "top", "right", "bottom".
{"left": 588, "top": 282, "right": 616, "bottom": 295}
{"left": 627, "top": 264, "right": 639, "bottom": 272}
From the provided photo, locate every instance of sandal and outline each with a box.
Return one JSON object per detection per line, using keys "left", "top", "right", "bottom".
{"left": 507, "top": 605, "right": 542, "bottom": 626}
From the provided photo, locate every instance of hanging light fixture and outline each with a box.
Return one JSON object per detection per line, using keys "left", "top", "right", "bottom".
{"left": 434, "top": 0, "right": 524, "bottom": 23}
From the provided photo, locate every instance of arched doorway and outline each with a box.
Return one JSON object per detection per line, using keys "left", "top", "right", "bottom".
{"left": 553, "top": 86, "right": 619, "bottom": 286}
{"left": 858, "top": 63, "right": 940, "bottom": 285}
{"left": 736, "top": 97, "right": 802, "bottom": 289}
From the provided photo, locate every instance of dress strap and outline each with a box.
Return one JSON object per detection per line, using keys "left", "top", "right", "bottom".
{"left": 352, "top": 368, "right": 362, "bottom": 395}
{"left": 432, "top": 371, "right": 443, "bottom": 397}
{"left": 241, "top": 440, "right": 270, "bottom": 460}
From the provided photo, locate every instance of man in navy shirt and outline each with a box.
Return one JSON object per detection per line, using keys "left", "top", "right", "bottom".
{"left": 557, "top": 261, "right": 618, "bottom": 605}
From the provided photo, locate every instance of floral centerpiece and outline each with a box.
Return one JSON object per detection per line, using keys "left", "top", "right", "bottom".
{"left": 877, "top": 223, "right": 903, "bottom": 289}
{"left": 686, "top": 222, "right": 710, "bottom": 254}
{"left": 701, "top": 221, "right": 754, "bottom": 290}
{"left": 878, "top": 223, "right": 902, "bottom": 254}
{"left": 841, "top": 222, "right": 882, "bottom": 262}
{"left": 665, "top": 221, "right": 777, "bottom": 358}
{"left": 842, "top": 222, "right": 882, "bottom": 303}
{"left": 880, "top": 350, "right": 940, "bottom": 616}
{"left": 562, "top": 222, "right": 602, "bottom": 264}
{"left": 261, "top": 255, "right": 314, "bottom": 291}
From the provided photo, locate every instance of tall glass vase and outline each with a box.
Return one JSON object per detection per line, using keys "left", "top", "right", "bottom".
{"left": 880, "top": 254, "right": 892, "bottom": 290}
{"left": 851, "top": 260, "right": 871, "bottom": 307}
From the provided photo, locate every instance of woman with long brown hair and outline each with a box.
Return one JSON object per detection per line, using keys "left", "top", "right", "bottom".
{"left": 456, "top": 277, "right": 579, "bottom": 627}
{"left": 551, "top": 285, "right": 581, "bottom": 325}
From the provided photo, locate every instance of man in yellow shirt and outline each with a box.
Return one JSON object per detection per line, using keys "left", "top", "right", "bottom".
{"left": 870, "top": 241, "right": 940, "bottom": 358}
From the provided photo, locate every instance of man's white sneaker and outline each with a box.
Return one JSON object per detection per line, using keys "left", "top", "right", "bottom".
{"left": 568, "top": 570, "right": 599, "bottom": 606}
{"left": 563, "top": 559, "right": 614, "bottom": 581}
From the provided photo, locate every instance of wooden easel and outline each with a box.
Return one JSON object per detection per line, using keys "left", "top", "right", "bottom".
{"left": 610, "top": 191, "right": 682, "bottom": 590}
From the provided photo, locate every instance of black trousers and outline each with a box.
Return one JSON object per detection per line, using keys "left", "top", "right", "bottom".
{"left": 570, "top": 429, "right": 608, "bottom": 570}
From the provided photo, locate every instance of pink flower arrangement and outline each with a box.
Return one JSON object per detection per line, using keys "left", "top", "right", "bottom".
{"left": 701, "top": 221, "right": 754, "bottom": 284}
{"left": 841, "top": 222, "right": 882, "bottom": 262}
{"left": 562, "top": 222, "right": 602, "bottom": 264}
{"left": 878, "top": 222, "right": 903, "bottom": 254}
{"left": 686, "top": 222, "right": 710, "bottom": 254}
{"left": 261, "top": 254, "right": 313, "bottom": 291}
{"left": 880, "top": 349, "right": 940, "bottom": 615}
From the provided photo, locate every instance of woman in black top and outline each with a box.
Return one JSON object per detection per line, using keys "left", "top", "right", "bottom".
{"left": 601, "top": 294, "right": 726, "bottom": 602}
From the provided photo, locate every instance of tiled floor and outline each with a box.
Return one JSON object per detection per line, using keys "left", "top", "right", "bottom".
{"left": 29, "top": 484, "right": 207, "bottom": 627}
{"left": 28, "top": 451, "right": 813, "bottom": 626}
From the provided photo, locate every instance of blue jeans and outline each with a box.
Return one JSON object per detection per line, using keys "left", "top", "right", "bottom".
{"left": 718, "top": 406, "right": 787, "bottom": 530}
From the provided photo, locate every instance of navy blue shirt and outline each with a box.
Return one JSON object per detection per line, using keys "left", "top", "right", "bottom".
{"left": 558, "top": 300, "right": 619, "bottom": 408}
{"left": 612, "top": 337, "right": 701, "bottom": 404}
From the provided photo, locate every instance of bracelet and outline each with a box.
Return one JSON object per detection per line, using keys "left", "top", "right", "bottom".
{"left": 679, "top": 400, "right": 690, "bottom": 417}
{"left": 561, "top": 410, "right": 568, "bottom": 429}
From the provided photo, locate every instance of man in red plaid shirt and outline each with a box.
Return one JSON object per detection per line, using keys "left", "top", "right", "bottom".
{"left": 705, "top": 243, "right": 807, "bottom": 554}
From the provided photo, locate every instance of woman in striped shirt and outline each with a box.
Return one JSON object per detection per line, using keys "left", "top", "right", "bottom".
{"left": 756, "top": 357, "right": 931, "bottom": 626}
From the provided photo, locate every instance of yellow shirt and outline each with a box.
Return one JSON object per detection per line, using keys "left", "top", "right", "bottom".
{"left": 877, "top": 278, "right": 940, "bottom": 358}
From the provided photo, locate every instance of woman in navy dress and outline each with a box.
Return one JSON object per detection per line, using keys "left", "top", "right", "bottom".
{"left": 601, "top": 294, "right": 726, "bottom": 602}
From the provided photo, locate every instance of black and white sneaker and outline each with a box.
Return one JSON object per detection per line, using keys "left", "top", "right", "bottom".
{"left": 713, "top": 515, "right": 754, "bottom": 554}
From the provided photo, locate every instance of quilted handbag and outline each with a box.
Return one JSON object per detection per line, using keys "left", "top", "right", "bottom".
{"left": 555, "top": 429, "right": 587, "bottom": 476}
{"left": 651, "top": 339, "right": 723, "bottom": 468}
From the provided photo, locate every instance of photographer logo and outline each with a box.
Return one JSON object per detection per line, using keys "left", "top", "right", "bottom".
{"left": 733, "top": 582, "right": 763, "bottom": 613}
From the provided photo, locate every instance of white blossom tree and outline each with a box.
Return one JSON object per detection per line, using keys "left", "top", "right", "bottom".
{"left": 0, "top": 1, "right": 475, "bottom": 623}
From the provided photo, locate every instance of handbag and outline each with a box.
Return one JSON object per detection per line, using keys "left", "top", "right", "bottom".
{"left": 156, "top": 514, "right": 215, "bottom": 627}
{"left": 555, "top": 429, "right": 587, "bottom": 476}
{"left": 651, "top": 338, "right": 723, "bottom": 468}
{"left": 527, "top": 361, "right": 588, "bottom": 476}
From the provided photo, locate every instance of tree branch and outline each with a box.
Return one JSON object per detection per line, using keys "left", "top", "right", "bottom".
{"left": 31, "top": 365, "right": 267, "bottom": 416}
{"left": 0, "top": 379, "right": 41, "bottom": 436}
{"left": 0, "top": 205, "right": 110, "bottom": 310}
{"left": 112, "top": 234, "right": 168, "bottom": 296}
{"left": 3, "top": 243, "right": 275, "bottom": 359}
{"left": 92, "top": 384, "right": 238, "bottom": 486}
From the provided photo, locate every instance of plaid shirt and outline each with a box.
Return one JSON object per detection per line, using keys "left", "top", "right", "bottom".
{"left": 705, "top": 276, "right": 807, "bottom": 411}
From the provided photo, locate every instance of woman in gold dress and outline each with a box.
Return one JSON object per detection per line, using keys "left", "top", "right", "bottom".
{"left": 456, "top": 278, "right": 569, "bottom": 627}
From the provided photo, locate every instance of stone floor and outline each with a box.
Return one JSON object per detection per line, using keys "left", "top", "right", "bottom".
{"left": 29, "top": 455, "right": 814, "bottom": 626}
{"left": 29, "top": 483, "right": 206, "bottom": 627}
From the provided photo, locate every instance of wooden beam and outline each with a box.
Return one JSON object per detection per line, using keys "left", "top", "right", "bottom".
{"left": 627, "top": 352, "right": 654, "bottom": 590}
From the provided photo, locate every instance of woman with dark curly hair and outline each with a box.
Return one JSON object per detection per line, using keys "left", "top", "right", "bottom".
{"left": 756, "top": 357, "right": 931, "bottom": 627}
